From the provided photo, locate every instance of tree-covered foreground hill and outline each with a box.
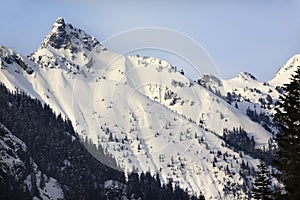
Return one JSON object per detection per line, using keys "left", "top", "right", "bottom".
{"left": 0, "top": 83, "right": 201, "bottom": 200}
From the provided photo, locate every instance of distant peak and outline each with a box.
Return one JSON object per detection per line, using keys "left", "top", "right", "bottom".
{"left": 55, "top": 17, "right": 65, "bottom": 25}
{"left": 269, "top": 54, "right": 300, "bottom": 85}
{"left": 198, "top": 74, "right": 223, "bottom": 87}
{"left": 275, "top": 54, "right": 300, "bottom": 75}
{"left": 236, "top": 72, "right": 257, "bottom": 81}
{"left": 0, "top": 45, "right": 14, "bottom": 59}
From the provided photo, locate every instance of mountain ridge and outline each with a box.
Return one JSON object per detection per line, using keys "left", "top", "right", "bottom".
{"left": 0, "top": 17, "right": 296, "bottom": 199}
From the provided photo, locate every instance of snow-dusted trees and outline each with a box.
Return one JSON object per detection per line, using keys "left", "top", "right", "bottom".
{"left": 251, "top": 161, "right": 273, "bottom": 200}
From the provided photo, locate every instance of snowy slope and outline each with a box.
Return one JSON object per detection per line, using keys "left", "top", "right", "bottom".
{"left": 0, "top": 17, "right": 286, "bottom": 199}
{"left": 123, "top": 55, "right": 272, "bottom": 146}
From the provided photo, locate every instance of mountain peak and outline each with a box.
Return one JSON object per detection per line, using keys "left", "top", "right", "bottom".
{"left": 275, "top": 54, "right": 300, "bottom": 75}
{"left": 198, "top": 74, "right": 223, "bottom": 87}
{"left": 40, "top": 17, "right": 101, "bottom": 52}
{"left": 236, "top": 72, "right": 257, "bottom": 81}
{"left": 41, "top": 17, "right": 71, "bottom": 50}
{"left": 269, "top": 54, "right": 300, "bottom": 86}
{"left": 51, "top": 17, "right": 66, "bottom": 32}
{"left": 55, "top": 17, "right": 65, "bottom": 25}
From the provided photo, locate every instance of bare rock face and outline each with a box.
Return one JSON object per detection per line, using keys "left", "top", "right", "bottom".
{"left": 42, "top": 17, "right": 73, "bottom": 50}
{"left": 41, "top": 17, "right": 100, "bottom": 53}
{"left": 0, "top": 46, "right": 33, "bottom": 74}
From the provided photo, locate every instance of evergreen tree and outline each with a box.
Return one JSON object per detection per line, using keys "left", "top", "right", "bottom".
{"left": 251, "top": 161, "right": 273, "bottom": 200}
{"left": 273, "top": 66, "right": 300, "bottom": 199}
{"left": 126, "top": 172, "right": 141, "bottom": 198}
{"left": 39, "top": 172, "right": 46, "bottom": 190}
{"left": 235, "top": 102, "right": 239, "bottom": 109}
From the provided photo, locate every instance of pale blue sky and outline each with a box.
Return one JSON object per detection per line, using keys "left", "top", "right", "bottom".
{"left": 1, "top": 0, "right": 299, "bottom": 81}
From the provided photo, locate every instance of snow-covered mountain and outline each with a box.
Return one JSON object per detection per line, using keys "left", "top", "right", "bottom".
{"left": 0, "top": 17, "right": 296, "bottom": 199}
{"left": 198, "top": 54, "right": 299, "bottom": 134}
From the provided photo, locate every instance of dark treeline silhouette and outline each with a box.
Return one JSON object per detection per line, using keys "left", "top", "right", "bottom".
{"left": 222, "top": 127, "right": 275, "bottom": 165}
